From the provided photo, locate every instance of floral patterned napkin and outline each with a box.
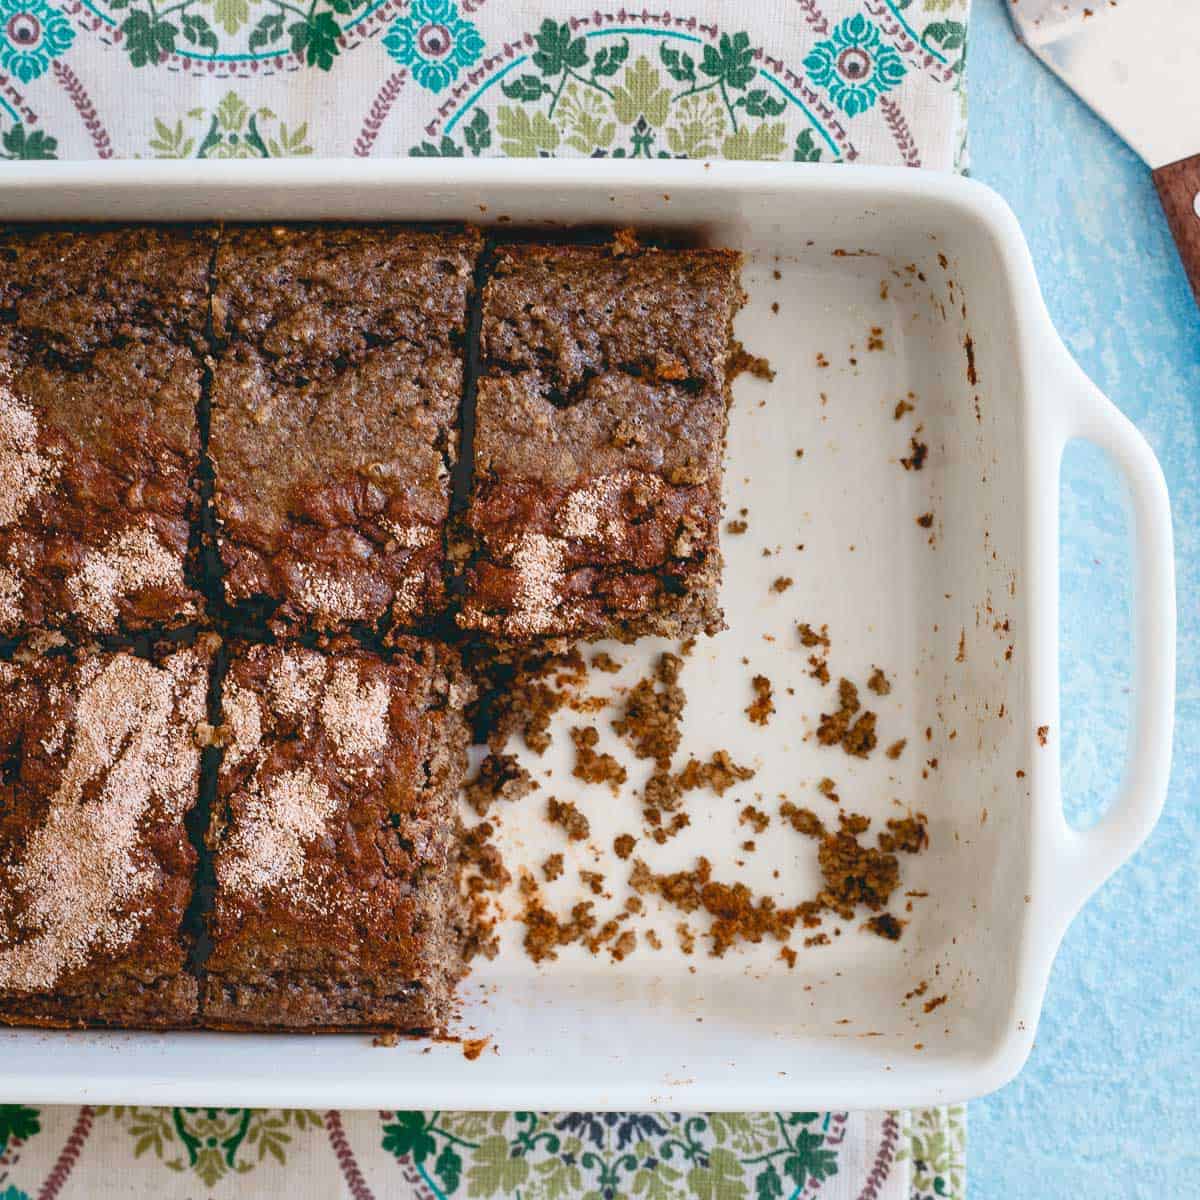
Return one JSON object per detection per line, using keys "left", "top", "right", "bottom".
{"left": 0, "top": 1, "right": 969, "bottom": 167}
{"left": 0, "top": 1, "right": 969, "bottom": 1196}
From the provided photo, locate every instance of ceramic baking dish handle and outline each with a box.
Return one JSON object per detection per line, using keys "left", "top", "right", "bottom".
{"left": 1052, "top": 348, "right": 1176, "bottom": 918}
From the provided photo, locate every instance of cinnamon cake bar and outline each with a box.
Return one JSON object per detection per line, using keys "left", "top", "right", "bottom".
{"left": 0, "top": 640, "right": 214, "bottom": 1028}
{"left": 209, "top": 225, "right": 482, "bottom": 634}
{"left": 0, "top": 227, "right": 212, "bottom": 638}
{"left": 458, "top": 240, "right": 743, "bottom": 643}
{"left": 203, "top": 639, "right": 469, "bottom": 1031}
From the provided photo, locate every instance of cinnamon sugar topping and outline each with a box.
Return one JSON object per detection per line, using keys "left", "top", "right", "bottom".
{"left": 320, "top": 660, "right": 390, "bottom": 761}
{"left": 266, "top": 648, "right": 324, "bottom": 717}
{"left": 218, "top": 765, "right": 337, "bottom": 901}
{"left": 505, "top": 532, "right": 567, "bottom": 636}
{"left": 0, "top": 378, "right": 60, "bottom": 528}
{"left": 67, "top": 524, "right": 186, "bottom": 631}
{"left": 295, "top": 564, "right": 368, "bottom": 623}
{"left": 0, "top": 565, "right": 22, "bottom": 630}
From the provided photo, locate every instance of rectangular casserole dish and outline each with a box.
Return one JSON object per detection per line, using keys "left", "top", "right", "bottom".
{"left": 0, "top": 160, "right": 1174, "bottom": 1109}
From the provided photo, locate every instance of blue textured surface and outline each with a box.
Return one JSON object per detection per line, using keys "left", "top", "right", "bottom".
{"left": 968, "top": 1, "right": 1200, "bottom": 1195}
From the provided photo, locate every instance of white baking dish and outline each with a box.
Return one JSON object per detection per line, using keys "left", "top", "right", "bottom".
{"left": 0, "top": 161, "right": 1174, "bottom": 1110}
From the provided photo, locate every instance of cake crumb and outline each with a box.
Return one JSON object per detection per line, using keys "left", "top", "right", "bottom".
{"left": 1037, "top": 724, "right": 1049, "bottom": 746}
{"left": 479, "top": 647, "right": 585, "bottom": 756}
{"left": 771, "top": 576, "right": 793, "bottom": 593}
{"left": 866, "top": 913, "right": 903, "bottom": 940}
{"left": 729, "top": 340, "right": 776, "bottom": 382}
{"left": 547, "top": 798, "right": 590, "bottom": 842}
{"left": 878, "top": 815, "right": 929, "bottom": 855}
{"left": 570, "top": 725, "right": 628, "bottom": 792}
{"left": 464, "top": 753, "right": 536, "bottom": 817}
{"left": 746, "top": 675, "right": 775, "bottom": 726}
{"left": 460, "top": 820, "right": 511, "bottom": 963}
{"left": 462, "top": 1036, "right": 491, "bottom": 1061}
{"left": 591, "top": 652, "right": 621, "bottom": 674}
{"left": 610, "top": 929, "right": 637, "bottom": 962}
{"left": 542, "top": 853, "right": 565, "bottom": 882}
{"left": 580, "top": 869, "right": 605, "bottom": 896}
{"left": 613, "top": 833, "right": 637, "bottom": 860}
{"left": 817, "top": 678, "right": 878, "bottom": 757}
{"left": 894, "top": 398, "right": 914, "bottom": 420}
{"left": 739, "top": 805, "right": 770, "bottom": 834}
{"left": 645, "top": 929, "right": 663, "bottom": 950}
{"left": 519, "top": 887, "right": 598, "bottom": 964}
{"left": 900, "top": 438, "right": 929, "bottom": 471}
{"left": 726, "top": 518, "right": 748, "bottom": 535}
{"left": 916, "top": 512, "right": 934, "bottom": 528}
{"left": 612, "top": 656, "right": 685, "bottom": 768}
{"left": 677, "top": 750, "right": 755, "bottom": 796}
{"left": 885, "top": 739, "right": 907, "bottom": 760}
{"left": 816, "top": 777, "right": 839, "bottom": 803}
{"left": 867, "top": 667, "right": 891, "bottom": 696}
{"left": 798, "top": 623, "right": 831, "bottom": 648}
{"left": 923, "top": 994, "right": 948, "bottom": 1014}
{"left": 780, "top": 803, "right": 826, "bottom": 839}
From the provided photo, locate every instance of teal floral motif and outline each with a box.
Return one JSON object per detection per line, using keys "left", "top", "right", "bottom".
{"left": 803, "top": 14, "right": 906, "bottom": 116}
{"left": 383, "top": 0, "right": 483, "bottom": 94}
{"left": 0, "top": 0, "right": 73, "bottom": 83}
{"left": 0, "top": 1187, "right": 32, "bottom": 1200}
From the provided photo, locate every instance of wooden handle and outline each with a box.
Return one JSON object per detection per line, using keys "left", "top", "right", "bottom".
{"left": 1153, "top": 153, "right": 1200, "bottom": 308}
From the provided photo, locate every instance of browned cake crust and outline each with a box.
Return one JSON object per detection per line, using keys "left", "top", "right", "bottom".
{"left": 459, "top": 241, "right": 743, "bottom": 643}
{"left": 0, "top": 640, "right": 213, "bottom": 1029}
{"left": 210, "top": 225, "right": 482, "bottom": 634}
{"left": 203, "top": 639, "right": 470, "bottom": 1031}
{"left": 0, "top": 227, "right": 212, "bottom": 638}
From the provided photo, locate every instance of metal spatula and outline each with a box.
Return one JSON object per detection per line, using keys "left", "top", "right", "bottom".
{"left": 1010, "top": 0, "right": 1200, "bottom": 306}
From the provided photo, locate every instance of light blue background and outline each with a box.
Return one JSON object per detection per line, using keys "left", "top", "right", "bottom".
{"left": 967, "top": 1, "right": 1199, "bottom": 1195}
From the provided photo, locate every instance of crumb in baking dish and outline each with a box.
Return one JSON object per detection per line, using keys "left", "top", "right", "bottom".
{"left": 464, "top": 752, "right": 536, "bottom": 818}
{"left": 746, "top": 674, "right": 775, "bottom": 725}
{"left": 728, "top": 340, "right": 776, "bottom": 382}
{"left": 546, "top": 797, "right": 590, "bottom": 843}
{"left": 900, "top": 437, "right": 929, "bottom": 471}
{"left": 570, "top": 725, "right": 627, "bottom": 792}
